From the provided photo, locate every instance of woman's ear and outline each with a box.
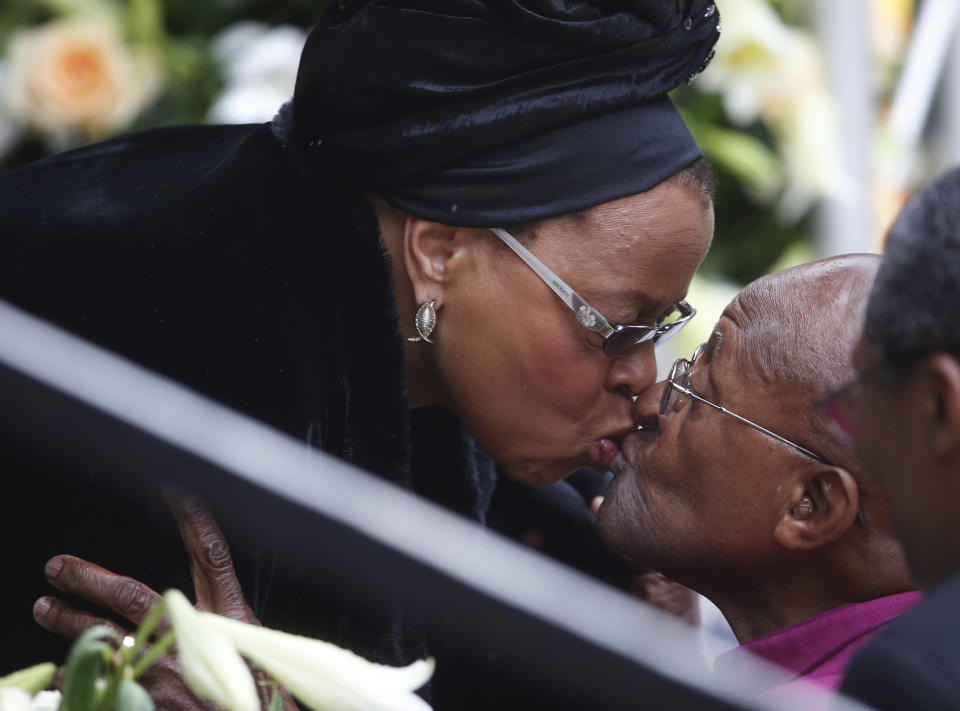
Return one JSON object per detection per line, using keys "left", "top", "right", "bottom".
{"left": 402, "top": 217, "right": 459, "bottom": 305}
{"left": 774, "top": 466, "right": 860, "bottom": 551}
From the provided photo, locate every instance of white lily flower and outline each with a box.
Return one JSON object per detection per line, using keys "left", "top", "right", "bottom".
{"left": 0, "top": 688, "right": 31, "bottom": 711}
{"left": 202, "top": 612, "right": 434, "bottom": 711}
{"left": 28, "top": 691, "right": 60, "bottom": 711}
{"left": 163, "top": 591, "right": 259, "bottom": 711}
{"left": 0, "top": 689, "right": 61, "bottom": 711}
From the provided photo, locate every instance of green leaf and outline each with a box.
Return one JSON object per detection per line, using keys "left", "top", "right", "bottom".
{"left": 114, "top": 679, "right": 155, "bottom": 711}
{"left": 36, "top": 0, "right": 119, "bottom": 16}
{"left": 131, "top": 630, "right": 175, "bottom": 680}
{"left": 259, "top": 680, "right": 285, "bottom": 711}
{"left": 129, "top": 599, "right": 167, "bottom": 667}
{"left": 697, "top": 124, "right": 784, "bottom": 203}
{"left": 61, "top": 626, "right": 118, "bottom": 711}
{"left": 0, "top": 662, "right": 57, "bottom": 693}
{"left": 124, "top": 0, "right": 164, "bottom": 45}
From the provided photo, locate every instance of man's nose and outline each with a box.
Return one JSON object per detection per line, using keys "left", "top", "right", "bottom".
{"left": 632, "top": 380, "right": 665, "bottom": 432}
{"left": 606, "top": 343, "right": 658, "bottom": 398}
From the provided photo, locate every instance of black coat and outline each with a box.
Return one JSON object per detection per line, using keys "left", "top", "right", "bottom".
{"left": 0, "top": 122, "right": 497, "bottom": 693}
{"left": 840, "top": 571, "right": 960, "bottom": 710}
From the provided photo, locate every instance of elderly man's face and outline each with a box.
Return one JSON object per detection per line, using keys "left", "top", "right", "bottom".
{"left": 597, "top": 307, "right": 816, "bottom": 579}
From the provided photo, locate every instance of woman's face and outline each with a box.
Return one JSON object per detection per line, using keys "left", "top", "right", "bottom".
{"left": 432, "top": 180, "right": 713, "bottom": 485}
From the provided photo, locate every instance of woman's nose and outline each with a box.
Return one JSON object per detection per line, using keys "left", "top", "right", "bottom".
{"left": 606, "top": 343, "right": 658, "bottom": 398}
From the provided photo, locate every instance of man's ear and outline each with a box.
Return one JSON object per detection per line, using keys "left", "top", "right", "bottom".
{"left": 920, "top": 353, "right": 960, "bottom": 460}
{"left": 402, "top": 217, "right": 459, "bottom": 305}
{"left": 774, "top": 466, "right": 860, "bottom": 550}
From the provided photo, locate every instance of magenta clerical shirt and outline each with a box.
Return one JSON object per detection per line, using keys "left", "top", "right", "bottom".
{"left": 714, "top": 591, "right": 921, "bottom": 691}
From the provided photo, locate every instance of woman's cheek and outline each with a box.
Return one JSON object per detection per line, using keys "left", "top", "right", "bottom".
{"left": 524, "top": 332, "right": 603, "bottom": 403}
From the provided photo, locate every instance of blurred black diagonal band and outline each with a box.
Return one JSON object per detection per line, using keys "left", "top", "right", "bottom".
{"left": 0, "top": 298, "right": 861, "bottom": 711}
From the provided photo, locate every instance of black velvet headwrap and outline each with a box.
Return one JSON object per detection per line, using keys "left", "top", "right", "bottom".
{"left": 283, "top": 0, "right": 720, "bottom": 226}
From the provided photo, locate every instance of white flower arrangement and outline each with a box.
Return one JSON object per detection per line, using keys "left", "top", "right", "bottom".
{"left": 0, "top": 591, "right": 434, "bottom": 711}
{"left": 695, "top": 0, "right": 848, "bottom": 218}
{"left": 206, "top": 22, "right": 306, "bottom": 125}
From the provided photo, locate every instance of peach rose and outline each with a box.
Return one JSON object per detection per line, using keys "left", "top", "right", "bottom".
{"left": 5, "top": 17, "right": 161, "bottom": 137}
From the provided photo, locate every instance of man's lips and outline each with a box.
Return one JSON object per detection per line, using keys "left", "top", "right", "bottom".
{"left": 613, "top": 430, "right": 653, "bottom": 476}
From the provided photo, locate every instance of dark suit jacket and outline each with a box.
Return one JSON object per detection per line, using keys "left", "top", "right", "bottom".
{"left": 840, "top": 572, "right": 960, "bottom": 710}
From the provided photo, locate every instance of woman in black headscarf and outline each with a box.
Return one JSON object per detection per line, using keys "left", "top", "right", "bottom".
{"left": 0, "top": 0, "right": 719, "bottom": 707}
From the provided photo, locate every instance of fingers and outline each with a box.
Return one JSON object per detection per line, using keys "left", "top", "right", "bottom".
{"left": 164, "top": 490, "right": 253, "bottom": 622}
{"left": 629, "top": 572, "right": 700, "bottom": 625}
{"left": 138, "top": 656, "right": 220, "bottom": 711}
{"left": 43, "top": 555, "right": 164, "bottom": 630}
{"left": 33, "top": 595, "right": 126, "bottom": 641}
{"left": 591, "top": 495, "right": 604, "bottom": 516}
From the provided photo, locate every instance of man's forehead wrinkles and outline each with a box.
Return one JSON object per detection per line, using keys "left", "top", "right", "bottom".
{"left": 720, "top": 295, "right": 751, "bottom": 332}
{"left": 704, "top": 328, "right": 730, "bottom": 396}
{"left": 704, "top": 328, "right": 724, "bottom": 357}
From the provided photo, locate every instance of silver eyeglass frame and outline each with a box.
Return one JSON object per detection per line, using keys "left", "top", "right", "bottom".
{"left": 662, "top": 344, "right": 826, "bottom": 461}
{"left": 490, "top": 227, "right": 695, "bottom": 357}
{"left": 662, "top": 343, "right": 868, "bottom": 528}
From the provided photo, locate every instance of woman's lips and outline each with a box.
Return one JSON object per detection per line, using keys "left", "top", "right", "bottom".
{"left": 591, "top": 437, "right": 620, "bottom": 470}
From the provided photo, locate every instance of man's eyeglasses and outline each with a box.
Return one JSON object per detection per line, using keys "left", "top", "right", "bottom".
{"left": 490, "top": 228, "right": 695, "bottom": 358}
{"left": 661, "top": 344, "right": 827, "bottom": 461}
{"left": 663, "top": 344, "right": 867, "bottom": 528}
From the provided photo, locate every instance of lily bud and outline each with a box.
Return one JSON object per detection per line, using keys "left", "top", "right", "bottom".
{"left": 162, "top": 591, "right": 258, "bottom": 711}
{"left": 202, "top": 612, "right": 434, "bottom": 711}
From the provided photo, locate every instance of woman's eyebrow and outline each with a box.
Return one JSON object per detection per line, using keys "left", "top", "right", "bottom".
{"left": 585, "top": 289, "right": 678, "bottom": 312}
{"left": 577, "top": 289, "right": 657, "bottom": 316}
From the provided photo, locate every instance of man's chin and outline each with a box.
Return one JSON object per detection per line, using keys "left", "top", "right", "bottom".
{"left": 594, "top": 480, "right": 638, "bottom": 550}
{"left": 595, "top": 468, "right": 660, "bottom": 571}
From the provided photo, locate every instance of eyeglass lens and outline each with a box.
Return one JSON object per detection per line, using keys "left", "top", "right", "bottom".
{"left": 660, "top": 343, "right": 707, "bottom": 415}
{"left": 601, "top": 303, "right": 692, "bottom": 358}
{"left": 603, "top": 328, "right": 655, "bottom": 358}
{"left": 660, "top": 358, "right": 689, "bottom": 415}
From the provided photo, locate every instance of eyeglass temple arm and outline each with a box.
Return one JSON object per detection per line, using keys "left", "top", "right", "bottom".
{"left": 490, "top": 228, "right": 613, "bottom": 337}
{"left": 673, "top": 384, "right": 827, "bottom": 463}
{"left": 668, "top": 380, "right": 868, "bottom": 529}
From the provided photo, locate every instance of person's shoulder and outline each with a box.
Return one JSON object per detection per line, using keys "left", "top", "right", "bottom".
{"left": 840, "top": 632, "right": 960, "bottom": 710}
{"left": 1, "top": 123, "right": 266, "bottom": 179}
{"left": 0, "top": 122, "right": 284, "bottom": 254}
{"left": 0, "top": 123, "right": 273, "bottom": 219}
{"left": 840, "top": 575, "right": 960, "bottom": 710}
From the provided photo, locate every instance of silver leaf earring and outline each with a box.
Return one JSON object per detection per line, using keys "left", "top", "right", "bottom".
{"left": 408, "top": 298, "right": 439, "bottom": 343}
